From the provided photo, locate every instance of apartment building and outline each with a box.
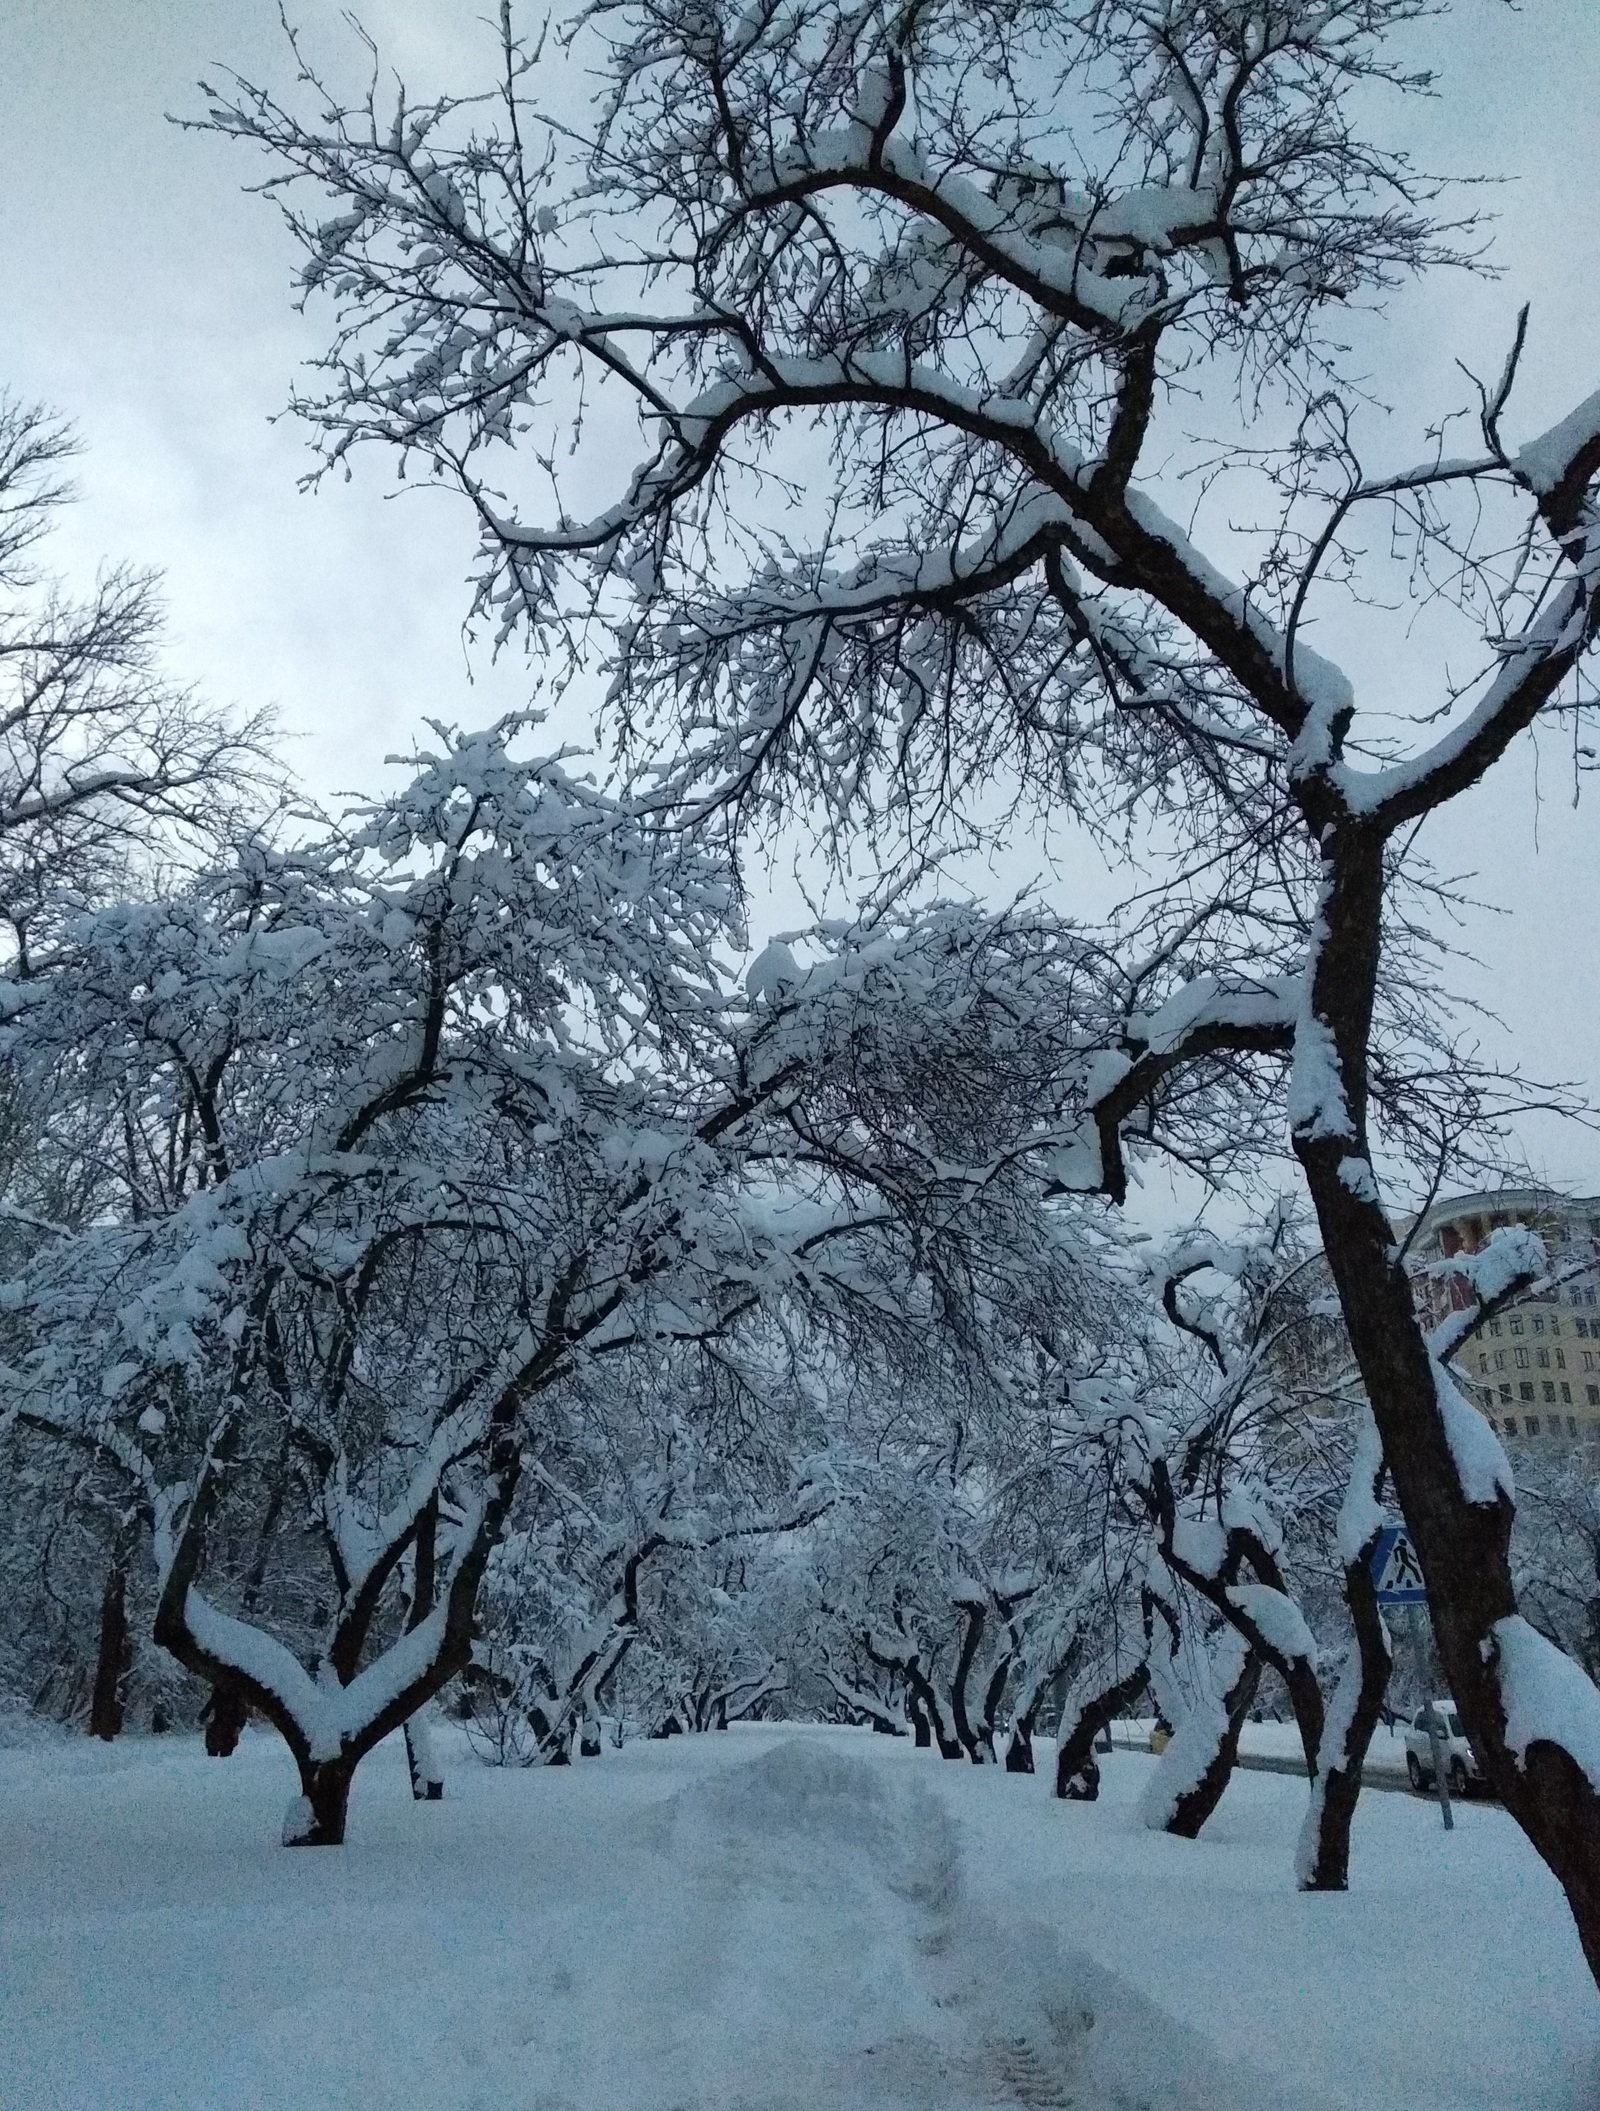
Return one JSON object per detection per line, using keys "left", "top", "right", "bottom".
{"left": 1405, "top": 1187, "right": 1600, "bottom": 1448}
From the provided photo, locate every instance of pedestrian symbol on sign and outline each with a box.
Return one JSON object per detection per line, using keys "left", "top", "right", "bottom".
{"left": 1370, "top": 1525, "right": 1427, "bottom": 1604}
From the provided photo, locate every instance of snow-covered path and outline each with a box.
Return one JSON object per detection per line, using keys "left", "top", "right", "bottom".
{"left": 1, "top": 1722, "right": 1596, "bottom": 2110}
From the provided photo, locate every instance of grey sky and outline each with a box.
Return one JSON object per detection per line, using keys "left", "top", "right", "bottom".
{"left": 3, "top": 0, "right": 1599, "bottom": 1193}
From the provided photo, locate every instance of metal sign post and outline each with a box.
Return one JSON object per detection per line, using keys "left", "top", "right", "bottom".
{"left": 1416, "top": 1652, "right": 1454, "bottom": 1832}
{"left": 1370, "top": 1526, "right": 1453, "bottom": 1831}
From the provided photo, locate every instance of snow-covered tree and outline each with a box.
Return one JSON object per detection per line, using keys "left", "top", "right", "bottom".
{"left": 0, "top": 391, "right": 271, "bottom": 966}
{"left": 1, "top": 732, "right": 1146, "bottom": 1840}
{"left": 0, "top": 721, "right": 778, "bottom": 1840}
{"left": 211, "top": 0, "right": 1600, "bottom": 1970}
{"left": 466, "top": 1336, "right": 831, "bottom": 1759}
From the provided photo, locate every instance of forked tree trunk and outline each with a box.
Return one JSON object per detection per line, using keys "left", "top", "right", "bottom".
{"left": 920, "top": 1684, "right": 966, "bottom": 1760}
{"left": 89, "top": 1561, "right": 131, "bottom": 1742}
{"left": 1056, "top": 1662, "right": 1149, "bottom": 1798}
{"left": 1296, "top": 830, "right": 1600, "bottom": 1978}
{"left": 864, "top": 1634, "right": 962, "bottom": 1756}
{"left": 284, "top": 1758, "right": 355, "bottom": 1847}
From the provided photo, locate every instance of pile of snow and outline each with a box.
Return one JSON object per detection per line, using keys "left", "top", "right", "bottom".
{"left": 2, "top": 1723, "right": 1597, "bottom": 2111}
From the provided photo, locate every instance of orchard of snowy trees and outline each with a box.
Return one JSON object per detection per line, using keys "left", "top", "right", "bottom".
{"left": 6, "top": 0, "right": 1600, "bottom": 1991}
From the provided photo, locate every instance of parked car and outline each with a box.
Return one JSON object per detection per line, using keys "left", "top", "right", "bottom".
{"left": 1404, "top": 1701, "right": 1483, "bottom": 1795}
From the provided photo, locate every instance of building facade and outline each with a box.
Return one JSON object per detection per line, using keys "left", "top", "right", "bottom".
{"left": 1404, "top": 1187, "right": 1600, "bottom": 1448}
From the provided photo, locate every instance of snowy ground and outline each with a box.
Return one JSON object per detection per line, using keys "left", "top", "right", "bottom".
{"left": 2, "top": 1722, "right": 1596, "bottom": 2111}
{"left": 1115, "top": 1715, "right": 1412, "bottom": 1781}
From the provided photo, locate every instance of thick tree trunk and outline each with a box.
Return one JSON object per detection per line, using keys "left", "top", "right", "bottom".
{"left": 88, "top": 1562, "right": 130, "bottom": 1743}
{"left": 1297, "top": 1552, "right": 1392, "bottom": 1891}
{"left": 203, "top": 1684, "right": 249, "bottom": 1757}
{"left": 529, "top": 1701, "right": 572, "bottom": 1761}
{"left": 1296, "top": 827, "right": 1600, "bottom": 1978}
{"left": 948, "top": 1599, "right": 987, "bottom": 1762}
{"left": 1142, "top": 1636, "right": 1260, "bottom": 1838}
{"left": 1005, "top": 1718, "right": 1035, "bottom": 1773}
{"left": 906, "top": 1693, "right": 932, "bottom": 1747}
{"left": 404, "top": 1711, "right": 445, "bottom": 1798}
{"left": 921, "top": 1689, "right": 966, "bottom": 1760}
{"left": 979, "top": 1652, "right": 1013, "bottom": 1763}
{"left": 861, "top": 1629, "right": 962, "bottom": 1755}
{"left": 284, "top": 1758, "right": 355, "bottom": 1846}
{"left": 1056, "top": 1662, "right": 1149, "bottom": 1798}
{"left": 401, "top": 1500, "right": 445, "bottom": 1799}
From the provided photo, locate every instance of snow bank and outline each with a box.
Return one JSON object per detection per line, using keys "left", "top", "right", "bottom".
{"left": 4, "top": 1724, "right": 1597, "bottom": 2111}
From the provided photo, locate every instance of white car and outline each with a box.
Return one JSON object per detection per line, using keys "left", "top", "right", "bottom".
{"left": 1404, "top": 1701, "right": 1483, "bottom": 1796}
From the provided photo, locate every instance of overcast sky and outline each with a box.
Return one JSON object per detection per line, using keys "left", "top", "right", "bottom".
{"left": 4, "top": 0, "right": 1600, "bottom": 1196}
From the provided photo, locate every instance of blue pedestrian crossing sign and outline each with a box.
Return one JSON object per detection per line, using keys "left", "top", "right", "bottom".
{"left": 1370, "top": 1525, "right": 1427, "bottom": 1604}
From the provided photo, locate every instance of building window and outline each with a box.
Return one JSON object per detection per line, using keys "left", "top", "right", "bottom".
{"left": 1528, "top": 1416, "right": 1543, "bottom": 1435}
{"left": 1533, "top": 1315, "right": 1546, "bottom": 1335}
{"left": 1503, "top": 1415, "right": 1519, "bottom": 1435}
{"left": 1590, "top": 1385, "right": 1600, "bottom": 1407}
{"left": 1563, "top": 1382, "right": 1574, "bottom": 1404}
{"left": 1544, "top": 1382, "right": 1558, "bottom": 1404}
{"left": 1521, "top": 1382, "right": 1536, "bottom": 1402}
{"left": 1511, "top": 1317, "right": 1524, "bottom": 1335}
{"left": 1490, "top": 1319, "right": 1503, "bottom": 1337}
{"left": 1587, "top": 1351, "right": 1597, "bottom": 1372}
{"left": 1478, "top": 1353, "right": 1489, "bottom": 1374}
{"left": 1551, "top": 1317, "right": 1562, "bottom": 1337}
{"left": 1500, "top": 1384, "right": 1513, "bottom": 1402}
{"left": 1515, "top": 1347, "right": 1530, "bottom": 1369}
{"left": 1495, "top": 1351, "right": 1507, "bottom": 1372}
{"left": 1557, "top": 1349, "right": 1567, "bottom": 1369}
{"left": 1587, "top": 1289, "right": 1597, "bottom": 1306}
{"left": 1579, "top": 1318, "right": 1591, "bottom": 1337}
{"left": 1537, "top": 1348, "right": 1551, "bottom": 1369}
{"left": 1569, "top": 1416, "right": 1580, "bottom": 1437}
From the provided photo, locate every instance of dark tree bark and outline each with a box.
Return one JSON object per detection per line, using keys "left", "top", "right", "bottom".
{"left": 402, "top": 1497, "right": 445, "bottom": 1800}
{"left": 1299, "top": 1542, "right": 1393, "bottom": 1891}
{"left": 861, "top": 1628, "right": 963, "bottom": 1757}
{"left": 818, "top": 1657, "right": 905, "bottom": 1736}
{"left": 1055, "top": 1662, "right": 1149, "bottom": 1798}
{"left": 1293, "top": 825, "right": 1600, "bottom": 1971}
{"left": 1163, "top": 1646, "right": 1262, "bottom": 1840}
{"left": 202, "top": 1684, "right": 249, "bottom": 1757}
{"left": 285, "top": 1758, "right": 355, "bottom": 1847}
{"left": 88, "top": 1560, "right": 130, "bottom": 1742}
{"left": 948, "top": 1598, "right": 987, "bottom": 1762}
